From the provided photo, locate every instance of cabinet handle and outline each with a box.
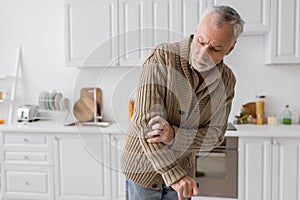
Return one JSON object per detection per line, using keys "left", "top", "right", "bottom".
{"left": 23, "top": 138, "right": 28, "bottom": 143}
{"left": 273, "top": 140, "right": 278, "bottom": 145}
{"left": 24, "top": 155, "right": 29, "bottom": 160}
{"left": 25, "top": 181, "right": 30, "bottom": 186}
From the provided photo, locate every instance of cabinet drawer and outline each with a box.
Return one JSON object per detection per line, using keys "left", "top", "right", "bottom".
{"left": 3, "top": 166, "right": 54, "bottom": 200}
{"left": 4, "top": 134, "right": 48, "bottom": 146}
{"left": 7, "top": 171, "right": 48, "bottom": 193}
{"left": 4, "top": 151, "right": 49, "bottom": 164}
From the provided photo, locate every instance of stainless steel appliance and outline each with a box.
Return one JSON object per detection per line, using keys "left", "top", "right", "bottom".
{"left": 195, "top": 136, "right": 238, "bottom": 198}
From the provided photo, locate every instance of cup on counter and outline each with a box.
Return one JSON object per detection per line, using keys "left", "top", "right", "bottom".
{"left": 267, "top": 115, "right": 278, "bottom": 125}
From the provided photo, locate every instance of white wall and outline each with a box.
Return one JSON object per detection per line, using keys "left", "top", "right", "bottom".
{"left": 1, "top": 0, "right": 300, "bottom": 125}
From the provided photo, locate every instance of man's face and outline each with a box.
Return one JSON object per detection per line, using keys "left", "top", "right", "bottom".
{"left": 190, "top": 13, "right": 236, "bottom": 72}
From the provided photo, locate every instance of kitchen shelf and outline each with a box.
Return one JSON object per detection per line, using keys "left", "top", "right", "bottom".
{"left": 0, "top": 75, "right": 16, "bottom": 79}
{"left": 0, "top": 46, "right": 22, "bottom": 124}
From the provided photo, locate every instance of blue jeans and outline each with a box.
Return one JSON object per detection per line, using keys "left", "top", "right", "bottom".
{"left": 126, "top": 178, "right": 186, "bottom": 200}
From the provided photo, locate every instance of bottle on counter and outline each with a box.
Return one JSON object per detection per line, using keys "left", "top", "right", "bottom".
{"left": 281, "top": 105, "right": 292, "bottom": 125}
{"left": 256, "top": 95, "right": 265, "bottom": 125}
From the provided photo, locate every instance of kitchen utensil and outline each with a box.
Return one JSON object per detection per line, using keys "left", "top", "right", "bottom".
{"left": 60, "top": 97, "right": 70, "bottom": 111}
{"left": 80, "top": 87, "right": 102, "bottom": 118}
{"left": 49, "top": 90, "right": 57, "bottom": 110}
{"left": 54, "top": 92, "right": 63, "bottom": 110}
{"left": 73, "top": 95, "right": 95, "bottom": 122}
{"left": 39, "top": 91, "right": 49, "bottom": 110}
{"left": 17, "top": 104, "right": 39, "bottom": 122}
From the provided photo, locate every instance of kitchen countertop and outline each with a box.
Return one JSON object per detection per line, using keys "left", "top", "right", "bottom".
{"left": 226, "top": 124, "right": 300, "bottom": 137}
{"left": 0, "top": 121, "right": 300, "bottom": 137}
{"left": 0, "top": 120, "right": 125, "bottom": 134}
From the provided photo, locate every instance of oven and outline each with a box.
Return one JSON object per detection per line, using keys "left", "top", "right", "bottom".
{"left": 195, "top": 136, "right": 238, "bottom": 198}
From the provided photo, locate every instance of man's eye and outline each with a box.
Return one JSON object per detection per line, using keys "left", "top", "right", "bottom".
{"left": 211, "top": 47, "right": 221, "bottom": 52}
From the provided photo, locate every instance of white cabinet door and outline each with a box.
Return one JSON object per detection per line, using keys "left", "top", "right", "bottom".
{"left": 118, "top": 0, "right": 182, "bottom": 66}
{"left": 209, "top": 0, "right": 270, "bottom": 35}
{"left": 181, "top": 0, "right": 208, "bottom": 37}
{"left": 265, "top": 0, "right": 300, "bottom": 64}
{"left": 147, "top": 0, "right": 182, "bottom": 46}
{"left": 110, "top": 134, "right": 125, "bottom": 200}
{"left": 118, "top": 0, "right": 148, "bottom": 66}
{"left": 65, "top": 0, "right": 118, "bottom": 67}
{"left": 53, "top": 134, "right": 111, "bottom": 200}
{"left": 271, "top": 138, "right": 300, "bottom": 200}
{"left": 238, "top": 137, "right": 272, "bottom": 200}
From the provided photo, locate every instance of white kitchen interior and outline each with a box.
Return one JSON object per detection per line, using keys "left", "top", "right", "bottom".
{"left": 0, "top": 0, "right": 300, "bottom": 200}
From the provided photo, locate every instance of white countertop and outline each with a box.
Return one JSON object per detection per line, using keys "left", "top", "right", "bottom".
{"left": 0, "top": 121, "right": 125, "bottom": 134}
{"left": 0, "top": 121, "right": 300, "bottom": 137}
{"left": 226, "top": 124, "right": 300, "bottom": 137}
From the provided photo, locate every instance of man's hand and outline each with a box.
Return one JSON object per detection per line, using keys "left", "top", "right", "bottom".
{"left": 146, "top": 116, "right": 175, "bottom": 145}
{"left": 171, "top": 176, "right": 200, "bottom": 200}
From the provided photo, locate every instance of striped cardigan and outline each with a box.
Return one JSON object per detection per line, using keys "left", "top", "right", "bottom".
{"left": 121, "top": 35, "right": 236, "bottom": 189}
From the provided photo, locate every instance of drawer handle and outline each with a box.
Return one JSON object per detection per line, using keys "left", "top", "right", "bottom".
{"left": 24, "top": 155, "right": 29, "bottom": 160}
{"left": 23, "top": 138, "right": 28, "bottom": 143}
{"left": 25, "top": 181, "right": 30, "bottom": 186}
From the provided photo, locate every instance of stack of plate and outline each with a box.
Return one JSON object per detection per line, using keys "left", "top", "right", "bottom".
{"left": 38, "top": 90, "right": 70, "bottom": 111}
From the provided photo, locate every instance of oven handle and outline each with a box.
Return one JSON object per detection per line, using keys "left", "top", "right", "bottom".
{"left": 195, "top": 149, "right": 237, "bottom": 158}
{"left": 196, "top": 152, "right": 225, "bottom": 158}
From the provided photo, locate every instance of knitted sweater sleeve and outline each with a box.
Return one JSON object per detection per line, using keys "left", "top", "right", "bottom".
{"left": 131, "top": 45, "right": 187, "bottom": 186}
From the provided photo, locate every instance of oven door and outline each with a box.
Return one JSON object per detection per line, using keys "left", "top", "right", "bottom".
{"left": 195, "top": 148, "right": 238, "bottom": 198}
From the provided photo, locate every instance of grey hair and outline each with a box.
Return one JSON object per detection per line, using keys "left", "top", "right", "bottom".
{"left": 202, "top": 5, "right": 245, "bottom": 40}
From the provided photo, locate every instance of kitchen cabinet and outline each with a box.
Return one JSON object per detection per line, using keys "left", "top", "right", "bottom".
{"left": 65, "top": 0, "right": 271, "bottom": 67}
{"left": 0, "top": 132, "right": 54, "bottom": 200}
{"left": 110, "top": 134, "right": 125, "bottom": 200}
{"left": 239, "top": 137, "right": 300, "bottom": 200}
{"left": 53, "top": 134, "right": 111, "bottom": 200}
{"left": 0, "top": 130, "right": 122, "bottom": 200}
{"left": 64, "top": 0, "right": 118, "bottom": 67}
{"left": 265, "top": 0, "right": 300, "bottom": 64}
{"left": 118, "top": 0, "right": 181, "bottom": 66}
{"left": 208, "top": 0, "right": 270, "bottom": 35}
{"left": 65, "top": 0, "right": 181, "bottom": 67}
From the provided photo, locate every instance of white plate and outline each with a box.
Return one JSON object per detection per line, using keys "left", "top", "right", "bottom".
{"left": 50, "top": 90, "right": 57, "bottom": 110}
{"left": 38, "top": 91, "right": 49, "bottom": 110}
{"left": 54, "top": 92, "right": 63, "bottom": 110}
{"left": 44, "top": 92, "right": 51, "bottom": 110}
{"left": 60, "top": 97, "right": 70, "bottom": 111}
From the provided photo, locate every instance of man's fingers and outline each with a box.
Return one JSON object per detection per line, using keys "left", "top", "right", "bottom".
{"left": 147, "top": 137, "right": 162, "bottom": 143}
{"left": 151, "top": 123, "right": 164, "bottom": 130}
{"left": 146, "top": 130, "right": 160, "bottom": 137}
{"left": 193, "top": 183, "right": 200, "bottom": 195}
{"left": 148, "top": 116, "right": 164, "bottom": 125}
{"left": 183, "top": 182, "right": 192, "bottom": 198}
{"left": 177, "top": 190, "right": 183, "bottom": 200}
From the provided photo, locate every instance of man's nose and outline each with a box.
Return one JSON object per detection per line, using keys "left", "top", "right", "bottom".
{"left": 198, "top": 45, "right": 209, "bottom": 61}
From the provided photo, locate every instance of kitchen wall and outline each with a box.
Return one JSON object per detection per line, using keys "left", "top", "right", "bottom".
{"left": 1, "top": 0, "right": 300, "bottom": 126}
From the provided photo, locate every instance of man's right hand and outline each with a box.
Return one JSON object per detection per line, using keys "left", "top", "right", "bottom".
{"left": 171, "top": 176, "right": 200, "bottom": 200}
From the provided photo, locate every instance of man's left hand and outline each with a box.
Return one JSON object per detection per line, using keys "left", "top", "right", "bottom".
{"left": 146, "top": 116, "right": 175, "bottom": 145}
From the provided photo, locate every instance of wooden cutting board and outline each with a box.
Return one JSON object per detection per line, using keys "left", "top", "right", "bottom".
{"left": 73, "top": 87, "right": 102, "bottom": 122}
{"left": 73, "top": 95, "right": 94, "bottom": 122}
{"left": 80, "top": 87, "right": 102, "bottom": 117}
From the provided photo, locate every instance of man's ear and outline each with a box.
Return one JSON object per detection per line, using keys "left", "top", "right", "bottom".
{"left": 225, "top": 41, "right": 236, "bottom": 55}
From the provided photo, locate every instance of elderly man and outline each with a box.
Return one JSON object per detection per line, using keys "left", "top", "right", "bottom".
{"left": 122, "top": 5, "right": 244, "bottom": 200}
